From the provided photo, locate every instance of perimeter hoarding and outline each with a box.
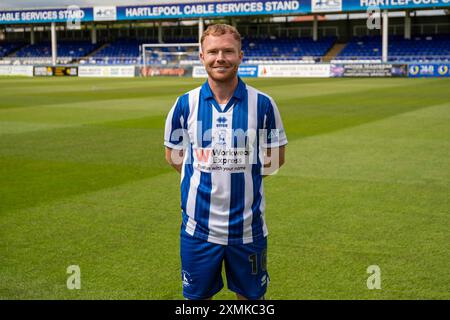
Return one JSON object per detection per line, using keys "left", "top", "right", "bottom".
{"left": 33, "top": 66, "right": 78, "bottom": 76}
{"left": 330, "top": 63, "right": 408, "bottom": 77}
{"left": 141, "top": 66, "right": 189, "bottom": 77}
{"left": 408, "top": 63, "right": 450, "bottom": 77}
{"left": 258, "top": 64, "right": 331, "bottom": 77}
{"left": 193, "top": 65, "right": 259, "bottom": 78}
{"left": 78, "top": 66, "right": 135, "bottom": 77}
{"left": 0, "top": 65, "right": 34, "bottom": 76}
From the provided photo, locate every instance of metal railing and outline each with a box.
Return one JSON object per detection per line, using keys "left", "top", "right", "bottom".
{"left": 1, "top": 55, "right": 449, "bottom": 66}
{"left": 0, "top": 57, "right": 74, "bottom": 65}
{"left": 330, "top": 55, "right": 450, "bottom": 64}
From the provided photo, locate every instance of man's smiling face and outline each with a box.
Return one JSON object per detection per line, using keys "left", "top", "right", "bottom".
{"left": 200, "top": 32, "right": 243, "bottom": 83}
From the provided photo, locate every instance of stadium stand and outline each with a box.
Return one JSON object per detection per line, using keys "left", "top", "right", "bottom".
{"left": 0, "top": 21, "right": 449, "bottom": 65}
{"left": 1, "top": 33, "right": 449, "bottom": 65}
{"left": 87, "top": 38, "right": 200, "bottom": 65}
{"left": 88, "top": 39, "right": 144, "bottom": 65}
{"left": 336, "top": 34, "right": 450, "bottom": 62}
{"left": 0, "top": 42, "right": 24, "bottom": 58}
{"left": 86, "top": 36, "right": 337, "bottom": 65}
{"left": 12, "top": 41, "right": 100, "bottom": 59}
{"left": 242, "top": 36, "right": 336, "bottom": 63}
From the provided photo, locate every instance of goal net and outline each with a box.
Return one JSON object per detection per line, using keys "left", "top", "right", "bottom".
{"left": 141, "top": 43, "right": 200, "bottom": 76}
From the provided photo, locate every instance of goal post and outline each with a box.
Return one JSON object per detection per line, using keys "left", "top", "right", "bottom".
{"left": 141, "top": 42, "right": 200, "bottom": 72}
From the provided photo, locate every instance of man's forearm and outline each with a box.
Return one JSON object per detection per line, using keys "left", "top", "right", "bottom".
{"left": 165, "top": 147, "right": 184, "bottom": 174}
{"left": 262, "top": 146, "right": 285, "bottom": 177}
{"left": 171, "top": 162, "right": 183, "bottom": 174}
{"left": 262, "top": 163, "right": 284, "bottom": 177}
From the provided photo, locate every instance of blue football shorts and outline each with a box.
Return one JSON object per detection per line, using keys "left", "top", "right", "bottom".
{"left": 180, "top": 228, "right": 269, "bottom": 300}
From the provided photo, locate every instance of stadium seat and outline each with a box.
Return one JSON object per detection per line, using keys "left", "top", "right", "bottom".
{"left": 12, "top": 41, "right": 100, "bottom": 60}
{"left": 242, "top": 36, "right": 336, "bottom": 63}
{"left": 337, "top": 34, "right": 450, "bottom": 62}
{"left": 0, "top": 42, "right": 26, "bottom": 58}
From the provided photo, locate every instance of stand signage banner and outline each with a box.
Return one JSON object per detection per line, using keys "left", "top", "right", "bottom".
{"left": 2, "top": 1, "right": 450, "bottom": 24}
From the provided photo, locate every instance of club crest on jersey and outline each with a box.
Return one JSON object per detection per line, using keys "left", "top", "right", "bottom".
{"left": 216, "top": 117, "right": 228, "bottom": 128}
{"left": 215, "top": 130, "right": 227, "bottom": 146}
{"left": 181, "top": 270, "right": 192, "bottom": 287}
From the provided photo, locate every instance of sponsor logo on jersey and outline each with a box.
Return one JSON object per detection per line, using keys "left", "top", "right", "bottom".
{"left": 216, "top": 117, "right": 228, "bottom": 128}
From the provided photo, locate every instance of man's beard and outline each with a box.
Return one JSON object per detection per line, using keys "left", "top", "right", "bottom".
{"left": 207, "top": 64, "right": 239, "bottom": 82}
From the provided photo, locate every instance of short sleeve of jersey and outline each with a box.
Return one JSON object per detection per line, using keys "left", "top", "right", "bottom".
{"left": 261, "top": 96, "right": 288, "bottom": 148}
{"left": 164, "top": 95, "right": 189, "bottom": 150}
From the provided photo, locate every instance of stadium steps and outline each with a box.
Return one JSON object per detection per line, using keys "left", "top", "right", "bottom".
{"left": 322, "top": 43, "right": 346, "bottom": 62}
{"left": 6, "top": 43, "right": 30, "bottom": 57}
{"left": 84, "top": 43, "right": 109, "bottom": 58}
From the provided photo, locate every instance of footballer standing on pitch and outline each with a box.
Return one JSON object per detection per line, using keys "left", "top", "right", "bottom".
{"left": 164, "top": 24, "right": 287, "bottom": 300}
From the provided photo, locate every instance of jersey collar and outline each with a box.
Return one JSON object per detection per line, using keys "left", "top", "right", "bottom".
{"left": 201, "top": 76, "right": 246, "bottom": 113}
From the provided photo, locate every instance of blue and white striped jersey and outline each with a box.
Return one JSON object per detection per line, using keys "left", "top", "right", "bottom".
{"left": 164, "top": 77, "right": 287, "bottom": 245}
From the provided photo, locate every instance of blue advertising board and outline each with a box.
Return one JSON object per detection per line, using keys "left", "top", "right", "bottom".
{"left": 1, "top": 0, "right": 449, "bottom": 24}
{"left": 408, "top": 63, "right": 450, "bottom": 77}
{"left": 193, "top": 65, "right": 259, "bottom": 77}
{"left": 117, "top": 0, "right": 305, "bottom": 21}
{"left": 237, "top": 65, "right": 259, "bottom": 77}
{"left": 339, "top": 0, "right": 450, "bottom": 12}
{"left": 0, "top": 7, "right": 93, "bottom": 24}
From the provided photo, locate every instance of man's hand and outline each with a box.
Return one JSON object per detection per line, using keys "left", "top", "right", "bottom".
{"left": 165, "top": 147, "right": 184, "bottom": 174}
{"left": 262, "top": 145, "right": 285, "bottom": 177}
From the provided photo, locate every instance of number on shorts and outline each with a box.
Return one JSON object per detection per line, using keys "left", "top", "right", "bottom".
{"left": 248, "top": 249, "right": 267, "bottom": 275}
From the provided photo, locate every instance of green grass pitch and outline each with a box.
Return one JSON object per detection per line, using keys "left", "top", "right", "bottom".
{"left": 0, "top": 76, "right": 449, "bottom": 299}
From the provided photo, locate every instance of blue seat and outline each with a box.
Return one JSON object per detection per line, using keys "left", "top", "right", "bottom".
{"left": 337, "top": 34, "right": 450, "bottom": 62}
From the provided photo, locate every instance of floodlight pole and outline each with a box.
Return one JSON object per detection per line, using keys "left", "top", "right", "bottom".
{"left": 404, "top": 10, "right": 411, "bottom": 40}
{"left": 158, "top": 22, "right": 163, "bottom": 43}
{"left": 30, "top": 25, "right": 35, "bottom": 45}
{"left": 91, "top": 23, "right": 97, "bottom": 45}
{"left": 198, "top": 18, "right": 204, "bottom": 48}
{"left": 313, "top": 15, "right": 318, "bottom": 42}
{"left": 382, "top": 10, "right": 388, "bottom": 63}
{"left": 51, "top": 22, "right": 57, "bottom": 66}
